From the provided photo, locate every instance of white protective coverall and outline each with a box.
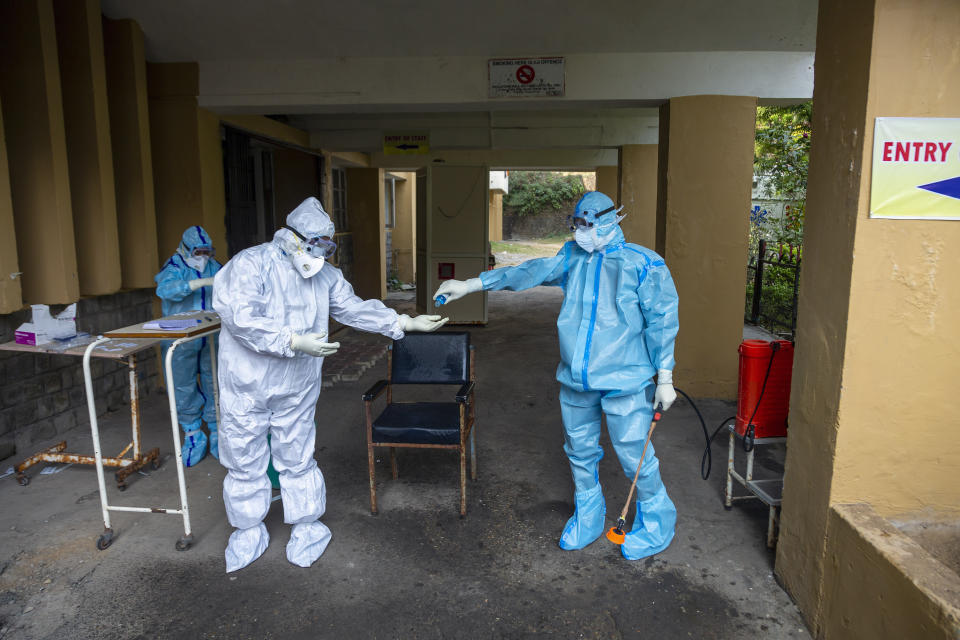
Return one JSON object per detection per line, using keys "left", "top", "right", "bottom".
{"left": 213, "top": 198, "right": 408, "bottom": 571}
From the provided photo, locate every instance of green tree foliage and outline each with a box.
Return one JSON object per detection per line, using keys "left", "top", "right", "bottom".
{"left": 505, "top": 171, "right": 586, "bottom": 217}
{"left": 754, "top": 102, "right": 812, "bottom": 245}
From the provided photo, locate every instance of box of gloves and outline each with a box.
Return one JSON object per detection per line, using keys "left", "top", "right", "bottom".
{"left": 14, "top": 304, "right": 78, "bottom": 346}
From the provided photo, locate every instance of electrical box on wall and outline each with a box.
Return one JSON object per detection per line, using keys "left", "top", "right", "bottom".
{"left": 415, "top": 165, "right": 489, "bottom": 324}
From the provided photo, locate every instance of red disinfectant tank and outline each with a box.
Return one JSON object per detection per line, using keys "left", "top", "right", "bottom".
{"left": 735, "top": 340, "right": 794, "bottom": 439}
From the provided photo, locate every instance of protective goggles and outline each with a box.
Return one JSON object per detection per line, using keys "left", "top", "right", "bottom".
{"left": 567, "top": 205, "right": 618, "bottom": 232}
{"left": 191, "top": 245, "right": 215, "bottom": 258}
{"left": 284, "top": 225, "right": 337, "bottom": 259}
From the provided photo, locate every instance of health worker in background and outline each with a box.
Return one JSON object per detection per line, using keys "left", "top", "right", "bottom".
{"left": 155, "top": 225, "right": 220, "bottom": 467}
{"left": 433, "top": 191, "right": 679, "bottom": 560}
{"left": 213, "top": 197, "right": 448, "bottom": 572}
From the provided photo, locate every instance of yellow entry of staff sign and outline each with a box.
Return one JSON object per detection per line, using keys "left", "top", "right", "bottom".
{"left": 383, "top": 132, "right": 429, "bottom": 155}
{"left": 871, "top": 117, "right": 960, "bottom": 220}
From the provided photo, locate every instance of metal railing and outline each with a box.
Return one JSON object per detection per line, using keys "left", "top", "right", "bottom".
{"left": 745, "top": 239, "right": 801, "bottom": 340}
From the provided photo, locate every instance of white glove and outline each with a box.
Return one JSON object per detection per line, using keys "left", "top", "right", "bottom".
{"left": 189, "top": 277, "right": 215, "bottom": 291}
{"left": 398, "top": 314, "right": 449, "bottom": 333}
{"left": 291, "top": 331, "right": 340, "bottom": 357}
{"left": 654, "top": 369, "right": 677, "bottom": 411}
{"left": 433, "top": 278, "right": 483, "bottom": 305}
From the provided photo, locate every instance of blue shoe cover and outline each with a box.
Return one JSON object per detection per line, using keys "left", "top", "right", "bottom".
{"left": 558, "top": 484, "right": 605, "bottom": 550}
{"left": 226, "top": 523, "right": 269, "bottom": 573}
{"left": 207, "top": 421, "right": 219, "bottom": 460}
{"left": 182, "top": 428, "right": 208, "bottom": 467}
{"left": 621, "top": 487, "right": 677, "bottom": 560}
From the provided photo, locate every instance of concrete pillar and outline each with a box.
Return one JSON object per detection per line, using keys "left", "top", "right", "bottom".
{"left": 346, "top": 168, "right": 386, "bottom": 300}
{"left": 394, "top": 173, "right": 416, "bottom": 282}
{"left": 619, "top": 145, "right": 658, "bottom": 247}
{"left": 595, "top": 165, "right": 619, "bottom": 203}
{"left": 656, "top": 96, "right": 756, "bottom": 398}
{"left": 148, "top": 63, "right": 226, "bottom": 263}
{"left": 0, "top": 98, "right": 23, "bottom": 314}
{"left": 775, "top": 1, "right": 960, "bottom": 634}
{"left": 103, "top": 18, "right": 159, "bottom": 289}
{"left": 0, "top": 0, "right": 79, "bottom": 304}
{"left": 197, "top": 108, "right": 227, "bottom": 253}
{"left": 53, "top": 0, "right": 121, "bottom": 296}
{"left": 488, "top": 191, "right": 503, "bottom": 242}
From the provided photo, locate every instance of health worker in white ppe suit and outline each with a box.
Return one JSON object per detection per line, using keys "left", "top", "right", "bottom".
{"left": 434, "top": 191, "right": 679, "bottom": 560}
{"left": 213, "top": 197, "right": 448, "bottom": 572}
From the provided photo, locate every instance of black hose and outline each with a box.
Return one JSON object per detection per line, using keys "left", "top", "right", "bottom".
{"left": 673, "top": 387, "right": 734, "bottom": 481}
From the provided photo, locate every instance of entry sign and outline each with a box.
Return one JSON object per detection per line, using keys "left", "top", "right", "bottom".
{"left": 488, "top": 57, "right": 565, "bottom": 98}
{"left": 871, "top": 117, "right": 960, "bottom": 219}
{"left": 383, "top": 132, "right": 429, "bottom": 155}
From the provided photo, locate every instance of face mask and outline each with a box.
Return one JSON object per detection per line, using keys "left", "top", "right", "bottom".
{"left": 289, "top": 250, "right": 325, "bottom": 279}
{"left": 575, "top": 228, "right": 599, "bottom": 253}
{"left": 186, "top": 255, "right": 209, "bottom": 272}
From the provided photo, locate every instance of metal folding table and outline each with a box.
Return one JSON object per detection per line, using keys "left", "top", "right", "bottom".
{"left": 0, "top": 337, "right": 162, "bottom": 488}
{"left": 84, "top": 310, "right": 221, "bottom": 551}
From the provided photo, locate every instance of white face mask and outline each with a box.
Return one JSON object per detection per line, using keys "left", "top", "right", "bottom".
{"left": 574, "top": 214, "right": 627, "bottom": 253}
{"left": 289, "top": 250, "right": 325, "bottom": 279}
{"left": 185, "top": 255, "right": 209, "bottom": 272}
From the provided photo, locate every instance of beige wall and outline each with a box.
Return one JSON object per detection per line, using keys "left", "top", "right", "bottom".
{"left": 595, "top": 165, "right": 619, "bottom": 203}
{"left": 197, "top": 108, "right": 227, "bottom": 254}
{"left": 821, "top": 504, "right": 960, "bottom": 640}
{"left": 656, "top": 96, "right": 756, "bottom": 398}
{"left": 54, "top": 0, "right": 121, "bottom": 296}
{"left": 394, "top": 173, "right": 417, "bottom": 282}
{"left": 0, "top": 97, "right": 22, "bottom": 314}
{"left": 776, "top": 0, "right": 960, "bottom": 633}
{"left": 619, "top": 144, "right": 658, "bottom": 248}
{"left": 147, "top": 63, "right": 227, "bottom": 263}
{"left": 103, "top": 18, "right": 158, "bottom": 289}
{"left": 274, "top": 147, "right": 321, "bottom": 222}
{"left": 346, "top": 168, "right": 386, "bottom": 300}
{"left": 0, "top": 0, "right": 79, "bottom": 304}
{"left": 488, "top": 191, "right": 503, "bottom": 242}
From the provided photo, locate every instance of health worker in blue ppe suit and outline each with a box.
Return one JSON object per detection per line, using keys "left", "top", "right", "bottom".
{"left": 434, "top": 191, "right": 679, "bottom": 560}
{"left": 155, "top": 225, "right": 221, "bottom": 467}
{"left": 213, "top": 197, "right": 448, "bottom": 572}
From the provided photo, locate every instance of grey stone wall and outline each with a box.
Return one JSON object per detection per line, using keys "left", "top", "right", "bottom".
{"left": 0, "top": 290, "right": 159, "bottom": 460}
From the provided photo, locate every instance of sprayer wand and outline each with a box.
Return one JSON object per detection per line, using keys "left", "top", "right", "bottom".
{"left": 606, "top": 411, "right": 662, "bottom": 545}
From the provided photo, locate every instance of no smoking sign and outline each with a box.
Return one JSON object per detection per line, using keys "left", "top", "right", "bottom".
{"left": 516, "top": 65, "right": 535, "bottom": 84}
{"left": 488, "top": 57, "right": 564, "bottom": 97}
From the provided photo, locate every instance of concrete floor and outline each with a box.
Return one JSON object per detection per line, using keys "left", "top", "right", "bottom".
{"left": 0, "top": 288, "right": 808, "bottom": 639}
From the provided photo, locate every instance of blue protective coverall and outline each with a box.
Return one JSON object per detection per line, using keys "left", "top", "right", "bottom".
{"left": 155, "top": 226, "right": 221, "bottom": 466}
{"left": 478, "top": 203, "right": 680, "bottom": 559}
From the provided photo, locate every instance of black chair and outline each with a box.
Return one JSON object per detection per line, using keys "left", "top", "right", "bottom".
{"left": 362, "top": 332, "right": 476, "bottom": 516}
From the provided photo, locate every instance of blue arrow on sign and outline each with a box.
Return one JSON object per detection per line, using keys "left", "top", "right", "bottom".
{"left": 917, "top": 176, "right": 960, "bottom": 200}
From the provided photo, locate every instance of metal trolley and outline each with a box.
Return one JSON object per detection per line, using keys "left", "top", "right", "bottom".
{"left": 83, "top": 311, "right": 221, "bottom": 551}
{"left": 724, "top": 423, "right": 786, "bottom": 549}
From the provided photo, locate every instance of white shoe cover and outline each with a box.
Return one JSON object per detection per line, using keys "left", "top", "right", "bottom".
{"left": 286, "top": 521, "right": 332, "bottom": 568}
{"left": 225, "top": 523, "right": 269, "bottom": 573}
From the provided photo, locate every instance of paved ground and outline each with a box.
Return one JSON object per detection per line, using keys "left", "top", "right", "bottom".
{"left": 0, "top": 288, "right": 807, "bottom": 639}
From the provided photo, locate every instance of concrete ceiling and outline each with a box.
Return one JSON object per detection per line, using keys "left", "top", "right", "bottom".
{"left": 100, "top": 0, "right": 817, "bottom": 62}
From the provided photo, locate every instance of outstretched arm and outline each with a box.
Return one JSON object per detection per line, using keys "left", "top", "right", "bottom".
{"left": 433, "top": 244, "right": 571, "bottom": 304}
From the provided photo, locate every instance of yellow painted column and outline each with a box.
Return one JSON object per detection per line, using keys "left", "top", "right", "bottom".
{"left": 595, "top": 166, "right": 619, "bottom": 203}
{"left": 346, "top": 168, "right": 386, "bottom": 300}
{"left": 488, "top": 191, "right": 503, "bottom": 242}
{"left": 53, "top": 0, "right": 121, "bottom": 296}
{"left": 197, "top": 108, "right": 227, "bottom": 254}
{"left": 656, "top": 96, "right": 756, "bottom": 398}
{"left": 0, "top": 0, "right": 79, "bottom": 304}
{"left": 394, "top": 173, "right": 417, "bottom": 282}
{"left": 619, "top": 145, "right": 658, "bottom": 247}
{"left": 0, "top": 97, "right": 23, "bottom": 314}
{"left": 103, "top": 18, "right": 159, "bottom": 289}
{"left": 147, "top": 63, "right": 205, "bottom": 263}
{"left": 775, "top": 0, "right": 960, "bottom": 634}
